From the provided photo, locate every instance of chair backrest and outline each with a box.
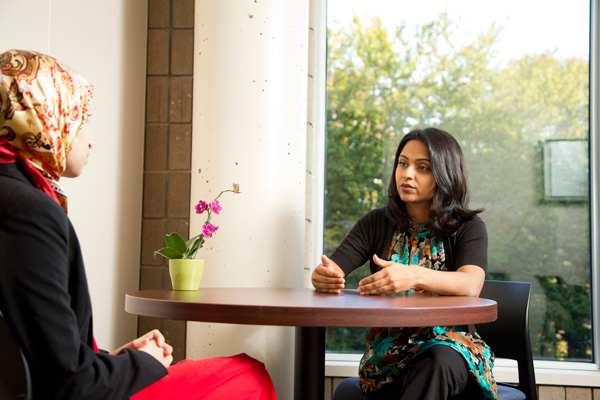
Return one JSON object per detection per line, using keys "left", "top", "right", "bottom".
{"left": 477, "top": 280, "right": 537, "bottom": 400}
{"left": 0, "top": 311, "right": 32, "bottom": 400}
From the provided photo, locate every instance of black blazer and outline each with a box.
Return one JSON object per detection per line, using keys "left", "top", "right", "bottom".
{"left": 0, "top": 163, "right": 167, "bottom": 399}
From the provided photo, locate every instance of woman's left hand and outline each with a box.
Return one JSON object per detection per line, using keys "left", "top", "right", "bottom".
{"left": 357, "top": 254, "right": 417, "bottom": 295}
{"left": 358, "top": 255, "right": 486, "bottom": 296}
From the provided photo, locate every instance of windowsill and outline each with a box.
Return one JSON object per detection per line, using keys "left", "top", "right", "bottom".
{"left": 325, "top": 353, "right": 600, "bottom": 387}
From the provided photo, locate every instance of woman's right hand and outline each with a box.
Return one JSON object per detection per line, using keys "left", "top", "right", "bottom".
{"left": 311, "top": 255, "right": 345, "bottom": 294}
{"left": 138, "top": 338, "right": 173, "bottom": 369}
{"left": 113, "top": 329, "right": 173, "bottom": 368}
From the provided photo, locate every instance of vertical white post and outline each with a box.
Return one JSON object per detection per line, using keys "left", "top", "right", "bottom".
{"left": 189, "top": 1, "right": 309, "bottom": 397}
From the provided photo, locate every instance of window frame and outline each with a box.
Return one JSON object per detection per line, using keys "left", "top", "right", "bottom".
{"left": 307, "top": 0, "right": 600, "bottom": 386}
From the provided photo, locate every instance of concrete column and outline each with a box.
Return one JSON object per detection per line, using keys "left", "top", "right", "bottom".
{"left": 188, "top": 1, "right": 309, "bottom": 397}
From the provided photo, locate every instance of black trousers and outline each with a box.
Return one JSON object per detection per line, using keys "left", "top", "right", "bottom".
{"left": 333, "top": 345, "right": 483, "bottom": 400}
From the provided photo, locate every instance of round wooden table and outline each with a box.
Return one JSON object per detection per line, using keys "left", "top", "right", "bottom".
{"left": 126, "top": 287, "right": 497, "bottom": 400}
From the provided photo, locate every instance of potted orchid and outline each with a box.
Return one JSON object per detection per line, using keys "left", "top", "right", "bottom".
{"left": 155, "top": 182, "right": 241, "bottom": 289}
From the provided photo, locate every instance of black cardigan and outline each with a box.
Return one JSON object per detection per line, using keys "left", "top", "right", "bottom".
{"left": 330, "top": 207, "right": 488, "bottom": 275}
{"left": 0, "top": 163, "right": 166, "bottom": 399}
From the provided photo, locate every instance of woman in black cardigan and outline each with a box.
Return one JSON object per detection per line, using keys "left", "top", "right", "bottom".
{"left": 312, "top": 128, "right": 497, "bottom": 399}
{"left": 0, "top": 49, "right": 276, "bottom": 400}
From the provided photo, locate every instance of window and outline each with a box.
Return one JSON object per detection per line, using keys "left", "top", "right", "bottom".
{"left": 324, "top": 0, "right": 594, "bottom": 366}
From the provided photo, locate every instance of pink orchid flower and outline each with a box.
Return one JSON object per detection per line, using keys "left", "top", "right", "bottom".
{"left": 156, "top": 182, "right": 241, "bottom": 260}
{"left": 209, "top": 200, "right": 222, "bottom": 214}
{"left": 202, "top": 223, "right": 219, "bottom": 238}
{"left": 194, "top": 200, "right": 208, "bottom": 214}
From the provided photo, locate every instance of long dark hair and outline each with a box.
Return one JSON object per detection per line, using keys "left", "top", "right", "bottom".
{"left": 386, "top": 127, "right": 482, "bottom": 235}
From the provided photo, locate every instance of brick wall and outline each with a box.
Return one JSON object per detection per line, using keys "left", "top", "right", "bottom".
{"left": 138, "top": 0, "right": 195, "bottom": 363}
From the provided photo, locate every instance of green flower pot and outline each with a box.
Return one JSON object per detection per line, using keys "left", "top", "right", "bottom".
{"left": 169, "top": 259, "right": 204, "bottom": 290}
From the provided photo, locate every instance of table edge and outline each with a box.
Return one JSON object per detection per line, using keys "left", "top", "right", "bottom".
{"left": 125, "top": 289, "right": 497, "bottom": 328}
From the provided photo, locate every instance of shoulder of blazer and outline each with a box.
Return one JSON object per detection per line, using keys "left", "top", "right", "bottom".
{"left": 0, "top": 164, "right": 68, "bottom": 226}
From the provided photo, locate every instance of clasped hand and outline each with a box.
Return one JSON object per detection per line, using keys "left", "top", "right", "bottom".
{"left": 111, "top": 329, "right": 173, "bottom": 368}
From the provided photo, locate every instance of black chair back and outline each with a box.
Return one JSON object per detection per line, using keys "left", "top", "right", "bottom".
{"left": 0, "top": 311, "right": 32, "bottom": 400}
{"left": 477, "top": 280, "right": 537, "bottom": 400}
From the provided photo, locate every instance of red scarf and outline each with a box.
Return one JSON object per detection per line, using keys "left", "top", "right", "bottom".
{"left": 0, "top": 138, "right": 63, "bottom": 209}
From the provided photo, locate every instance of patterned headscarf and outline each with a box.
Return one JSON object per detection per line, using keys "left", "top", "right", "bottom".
{"left": 0, "top": 49, "right": 94, "bottom": 210}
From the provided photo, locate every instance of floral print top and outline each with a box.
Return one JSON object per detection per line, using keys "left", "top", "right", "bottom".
{"left": 357, "top": 222, "right": 498, "bottom": 399}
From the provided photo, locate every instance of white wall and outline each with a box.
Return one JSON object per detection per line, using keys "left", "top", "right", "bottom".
{"left": 188, "top": 1, "right": 309, "bottom": 398}
{"left": 1, "top": 2, "right": 313, "bottom": 396}
{"left": 0, "top": 0, "right": 148, "bottom": 351}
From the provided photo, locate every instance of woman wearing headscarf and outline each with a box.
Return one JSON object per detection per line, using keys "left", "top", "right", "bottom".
{"left": 0, "top": 49, "right": 277, "bottom": 400}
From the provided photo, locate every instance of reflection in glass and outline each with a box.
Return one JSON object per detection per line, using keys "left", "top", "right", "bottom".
{"left": 324, "top": 0, "right": 592, "bottom": 362}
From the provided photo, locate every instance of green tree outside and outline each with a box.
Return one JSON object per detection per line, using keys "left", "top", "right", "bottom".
{"left": 325, "top": 15, "right": 591, "bottom": 361}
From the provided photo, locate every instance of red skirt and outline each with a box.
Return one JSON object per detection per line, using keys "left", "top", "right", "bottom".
{"left": 131, "top": 353, "right": 277, "bottom": 400}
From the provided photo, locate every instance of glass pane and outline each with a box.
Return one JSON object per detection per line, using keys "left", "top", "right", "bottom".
{"left": 325, "top": 0, "right": 592, "bottom": 361}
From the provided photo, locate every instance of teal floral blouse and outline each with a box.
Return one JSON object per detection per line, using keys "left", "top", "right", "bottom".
{"left": 357, "top": 222, "right": 498, "bottom": 399}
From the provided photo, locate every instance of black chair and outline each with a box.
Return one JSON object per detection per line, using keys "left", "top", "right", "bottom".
{"left": 0, "top": 311, "right": 32, "bottom": 400}
{"left": 477, "top": 280, "right": 537, "bottom": 400}
{"left": 332, "top": 280, "right": 537, "bottom": 400}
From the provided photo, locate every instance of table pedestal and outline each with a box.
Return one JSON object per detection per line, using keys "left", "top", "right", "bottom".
{"left": 295, "top": 327, "right": 326, "bottom": 400}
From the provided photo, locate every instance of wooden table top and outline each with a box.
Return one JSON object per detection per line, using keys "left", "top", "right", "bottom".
{"left": 126, "top": 287, "right": 497, "bottom": 328}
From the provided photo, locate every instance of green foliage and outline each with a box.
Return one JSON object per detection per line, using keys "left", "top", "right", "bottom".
{"left": 154, "top": 232, "right": 206, "bottom": 260}
{"left": 154, "top": 246, "right": 184, "bottom": 259}
{"left": 536, "top": 276, "right": 592, "bottom": 360}
{"left": 325, "top": 15, "right": 591, "bottom": 362}
{"left": 165, "top": 232, "right": 187, "bottom": 254}
{"left": 155, "top": 231, "right": 209, "bottom": 260}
